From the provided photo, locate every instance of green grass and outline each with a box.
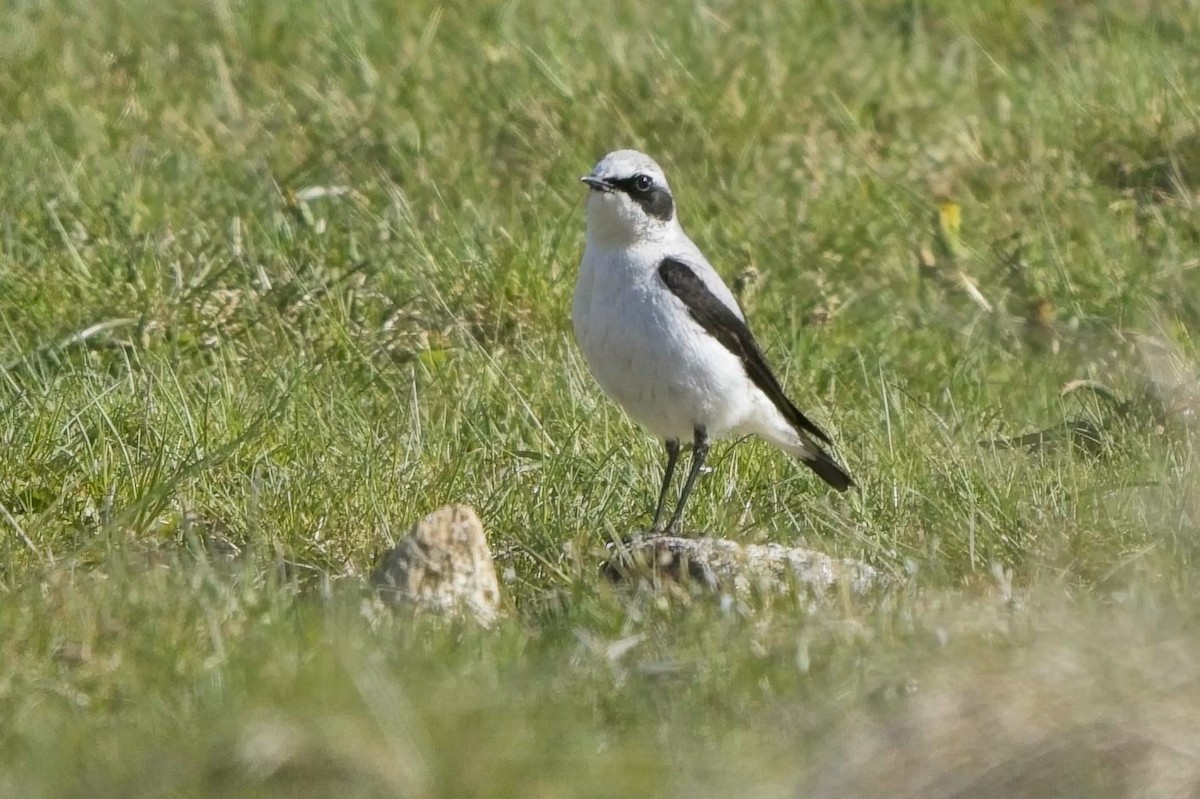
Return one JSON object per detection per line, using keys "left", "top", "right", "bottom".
{"left": 3, "top": 0, "right": 1200, "bottom": 794}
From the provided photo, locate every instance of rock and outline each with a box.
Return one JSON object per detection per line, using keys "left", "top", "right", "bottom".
{"left": 371, "top": 505, "right": 501, "bottom": 625}
{"left": 603, "top": 534, "right": 878, "bottom": 599}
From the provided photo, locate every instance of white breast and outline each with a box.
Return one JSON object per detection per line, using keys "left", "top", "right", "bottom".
{"left": 572, "top": 244, "right": 758, "bottom": 443}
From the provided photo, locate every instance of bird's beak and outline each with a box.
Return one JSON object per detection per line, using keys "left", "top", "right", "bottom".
{"left": 580, "top": 175, "right": 613, "bottom": 193}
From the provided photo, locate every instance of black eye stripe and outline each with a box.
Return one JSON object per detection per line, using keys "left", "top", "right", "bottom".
{"left": 606, "top": 176, "right": 674, "bottom": 221}
{"left": 609, "top": 176, "right": 654, "bottom": 195}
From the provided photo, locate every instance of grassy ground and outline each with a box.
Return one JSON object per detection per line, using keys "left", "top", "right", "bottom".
{"left": 3, "top": 0, "right": 1200, "bottom": 795}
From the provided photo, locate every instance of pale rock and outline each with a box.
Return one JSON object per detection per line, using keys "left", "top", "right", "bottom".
{"left": 604, "top": 534, "right": 878, "bottom": 599}
{"left": 371, "top": 505, "right": 501, "bottom": 625}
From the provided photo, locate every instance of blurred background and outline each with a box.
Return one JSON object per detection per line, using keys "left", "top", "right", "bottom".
{"left": 1, "top": 1, "right": 1199, "bottom": 795}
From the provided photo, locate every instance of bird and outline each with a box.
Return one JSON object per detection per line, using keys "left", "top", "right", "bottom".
{"left": 572, "top": 149, "right": 854, "bottom": 534}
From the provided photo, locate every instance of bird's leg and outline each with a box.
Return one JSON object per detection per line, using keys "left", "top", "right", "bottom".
{"left": 664, "top": 426, "right": 709, "bottom": 533}
{"left": 649, "top": 438, "right": 681, "bottom": 533}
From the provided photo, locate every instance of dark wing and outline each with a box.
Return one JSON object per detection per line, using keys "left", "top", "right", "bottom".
{"left": 658, "top": 257, "right": 834, "bottom": 447}
{"left": 658, "top": 258, "right": 853, "bottom": 491}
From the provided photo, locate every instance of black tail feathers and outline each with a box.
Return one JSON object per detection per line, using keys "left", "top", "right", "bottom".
{"left": 801, "top": 446, "right": 854, "bottom": 492}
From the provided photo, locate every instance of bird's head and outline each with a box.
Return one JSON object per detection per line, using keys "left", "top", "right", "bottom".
{"left": 581, "top": 150, "right": 678, "bottom": 247}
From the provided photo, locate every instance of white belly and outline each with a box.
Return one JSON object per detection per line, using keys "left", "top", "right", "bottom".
{"left": 573, "top": 252, "right": 755, "bottom": 443}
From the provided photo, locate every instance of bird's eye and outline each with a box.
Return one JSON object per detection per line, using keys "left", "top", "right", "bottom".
{"left": 633, "top": 174, "right": 653, "bottom": 191}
